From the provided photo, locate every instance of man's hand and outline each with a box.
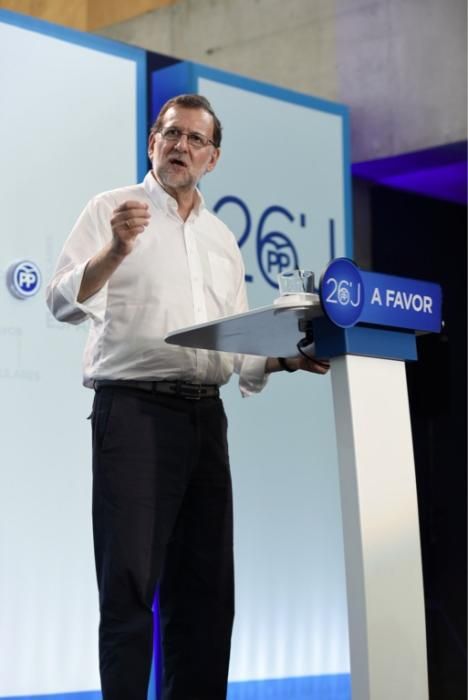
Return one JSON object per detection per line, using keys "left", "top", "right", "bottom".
{"left": 293, "top": 355, "right": 330, "bottom": 374}
{"left": 110, "top": 200, "right": 151, "bottom": 257}
{"left": 265, "top": 355, "right": 330, "bottom": 375}
{"left": 77, "top": 200, "right": 151, "bottom": 303}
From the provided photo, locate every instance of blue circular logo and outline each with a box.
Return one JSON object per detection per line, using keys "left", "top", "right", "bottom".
{"left": 7, "top": 260, "right": 42, "bottom": 299}
{"left": 320, "top": 258, "right": 364, "bottom": 327}
{"left": 258, "top": 232, "right": 299, "bottom": 289}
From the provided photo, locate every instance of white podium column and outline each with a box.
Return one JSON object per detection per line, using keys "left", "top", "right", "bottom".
{"left": 331, "top": 354, "right": 428, "bottom": 700}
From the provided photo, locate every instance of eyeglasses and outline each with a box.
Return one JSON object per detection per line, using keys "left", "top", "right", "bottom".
{"left": 158, "top": 126, "right": 216, "bottom": 149}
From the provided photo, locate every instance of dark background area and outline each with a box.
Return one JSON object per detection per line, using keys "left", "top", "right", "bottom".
{"left": 355, "top": 182, "right": 467, "bottom": 700}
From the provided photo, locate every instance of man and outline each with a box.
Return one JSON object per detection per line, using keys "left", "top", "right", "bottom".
{"left": 47, "top": 94, "right": 329, "bottom": 700}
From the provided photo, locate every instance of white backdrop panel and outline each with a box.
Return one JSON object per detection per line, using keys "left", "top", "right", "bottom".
{"left": 0, "top": 17, "right": 140, "bottom": 695}
{"left": 197, "top": 76, "right": 350, "bottom": 681}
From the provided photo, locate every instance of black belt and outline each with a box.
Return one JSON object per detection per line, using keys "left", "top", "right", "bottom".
{"left": 94, "top": 379, "right": 220, "bottom": 400}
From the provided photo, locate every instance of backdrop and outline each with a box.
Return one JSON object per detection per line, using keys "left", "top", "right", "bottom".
{"left": 0, "top": 11, "right": 351, "bottom": 698}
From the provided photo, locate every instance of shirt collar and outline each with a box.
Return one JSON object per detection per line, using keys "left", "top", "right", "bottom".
{"left": 143, "top": 171, "right": 205, "bottom": 218}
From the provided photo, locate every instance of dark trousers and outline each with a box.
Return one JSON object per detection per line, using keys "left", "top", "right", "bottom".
{"left": 91, "top": 386, "right": 234, "bottom": 700}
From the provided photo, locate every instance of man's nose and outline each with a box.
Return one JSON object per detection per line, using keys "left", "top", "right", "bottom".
{"left": 173, "top": 133, "right": 189, "bottom": 149}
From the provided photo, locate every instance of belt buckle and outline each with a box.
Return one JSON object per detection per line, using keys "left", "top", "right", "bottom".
{"left": 182, "top": 383, "right": 205, "bottom": 400}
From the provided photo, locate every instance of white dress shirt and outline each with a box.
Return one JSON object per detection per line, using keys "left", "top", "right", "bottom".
{"left": 46, "top": 172, "right": 268, "bottom": 396}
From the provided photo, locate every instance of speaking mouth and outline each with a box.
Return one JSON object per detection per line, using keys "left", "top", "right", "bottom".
{"left": 169, "top": 157, "right": 188, "bottom": 168}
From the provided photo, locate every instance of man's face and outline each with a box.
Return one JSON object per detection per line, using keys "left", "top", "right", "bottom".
{"left": 148, "top": 106, "right": 220, "bottom": 194}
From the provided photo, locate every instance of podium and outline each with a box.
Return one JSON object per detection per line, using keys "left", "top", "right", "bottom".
{"left": 166, "top": 260, "right": 442, "bottom": 700}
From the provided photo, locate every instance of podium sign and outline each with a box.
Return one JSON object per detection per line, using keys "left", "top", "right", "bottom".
{"left": 321, "top": 258, "right": 442, "bottom": 331}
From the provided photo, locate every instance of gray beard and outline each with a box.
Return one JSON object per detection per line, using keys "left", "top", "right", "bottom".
{"left": 156, "top": 164, "right": 197, "bottom": 192}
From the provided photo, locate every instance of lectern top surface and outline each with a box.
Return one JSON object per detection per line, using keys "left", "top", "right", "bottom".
{"left": 165, "top": 300, "right": 323, "bottom": 357}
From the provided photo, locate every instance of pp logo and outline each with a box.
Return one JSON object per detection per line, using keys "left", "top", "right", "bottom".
{"left": 7, "top": 260, "right": 42, "bottom": 299}
{"left": 320, "top": 258, "right": 364, "bottom": 327}
{"left": 259, "top": 233, "right": 299, "bottom": 288}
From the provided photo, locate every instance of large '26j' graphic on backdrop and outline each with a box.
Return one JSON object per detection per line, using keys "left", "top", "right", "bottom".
{"left": 213, "top": 196, "right": 300, "bottom": 288}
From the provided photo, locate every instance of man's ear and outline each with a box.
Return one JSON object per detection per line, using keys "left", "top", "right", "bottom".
{"left": 205, "top": 147, "right": 220, "bottom": 173}
{"left": 148, "top": 133, "right": 155, "bottom": 160}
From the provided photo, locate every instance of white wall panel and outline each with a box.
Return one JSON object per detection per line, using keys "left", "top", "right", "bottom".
{"left": 0, "top": 15, "right": 144, "bottom": 695}
{"left": 196, "top": 74, "right": 351, "bottom": 681}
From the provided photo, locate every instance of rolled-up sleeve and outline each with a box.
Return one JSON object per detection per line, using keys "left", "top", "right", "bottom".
{"left": 238, "top": 354, "right": 268, "bottom": 396}
{"left": 46, "top": 196, "right": 111, "bottom": 325}
{"left": 46, "top": 260, "right": 107, "bottom": 324}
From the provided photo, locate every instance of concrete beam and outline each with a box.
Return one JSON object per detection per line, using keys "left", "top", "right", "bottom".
{"left": 0, "top": 0, "right": 178, "bottom": 30}
{"left": 87, "top": 0, "right": 178, "bottom": 31}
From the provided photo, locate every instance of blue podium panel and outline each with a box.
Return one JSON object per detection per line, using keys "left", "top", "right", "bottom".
{"left": 0, "top": 10, "right": 146, "bottom": 698}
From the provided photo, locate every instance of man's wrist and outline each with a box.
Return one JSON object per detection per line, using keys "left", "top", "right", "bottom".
{"left": 109, "top": 241, "right": 130, "bottom": 261}
{"left": 265, "top": 357, "right": 299, "bottom": 373}
{"left": 277, "top": 357, "right": 297, "bottom": 373}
